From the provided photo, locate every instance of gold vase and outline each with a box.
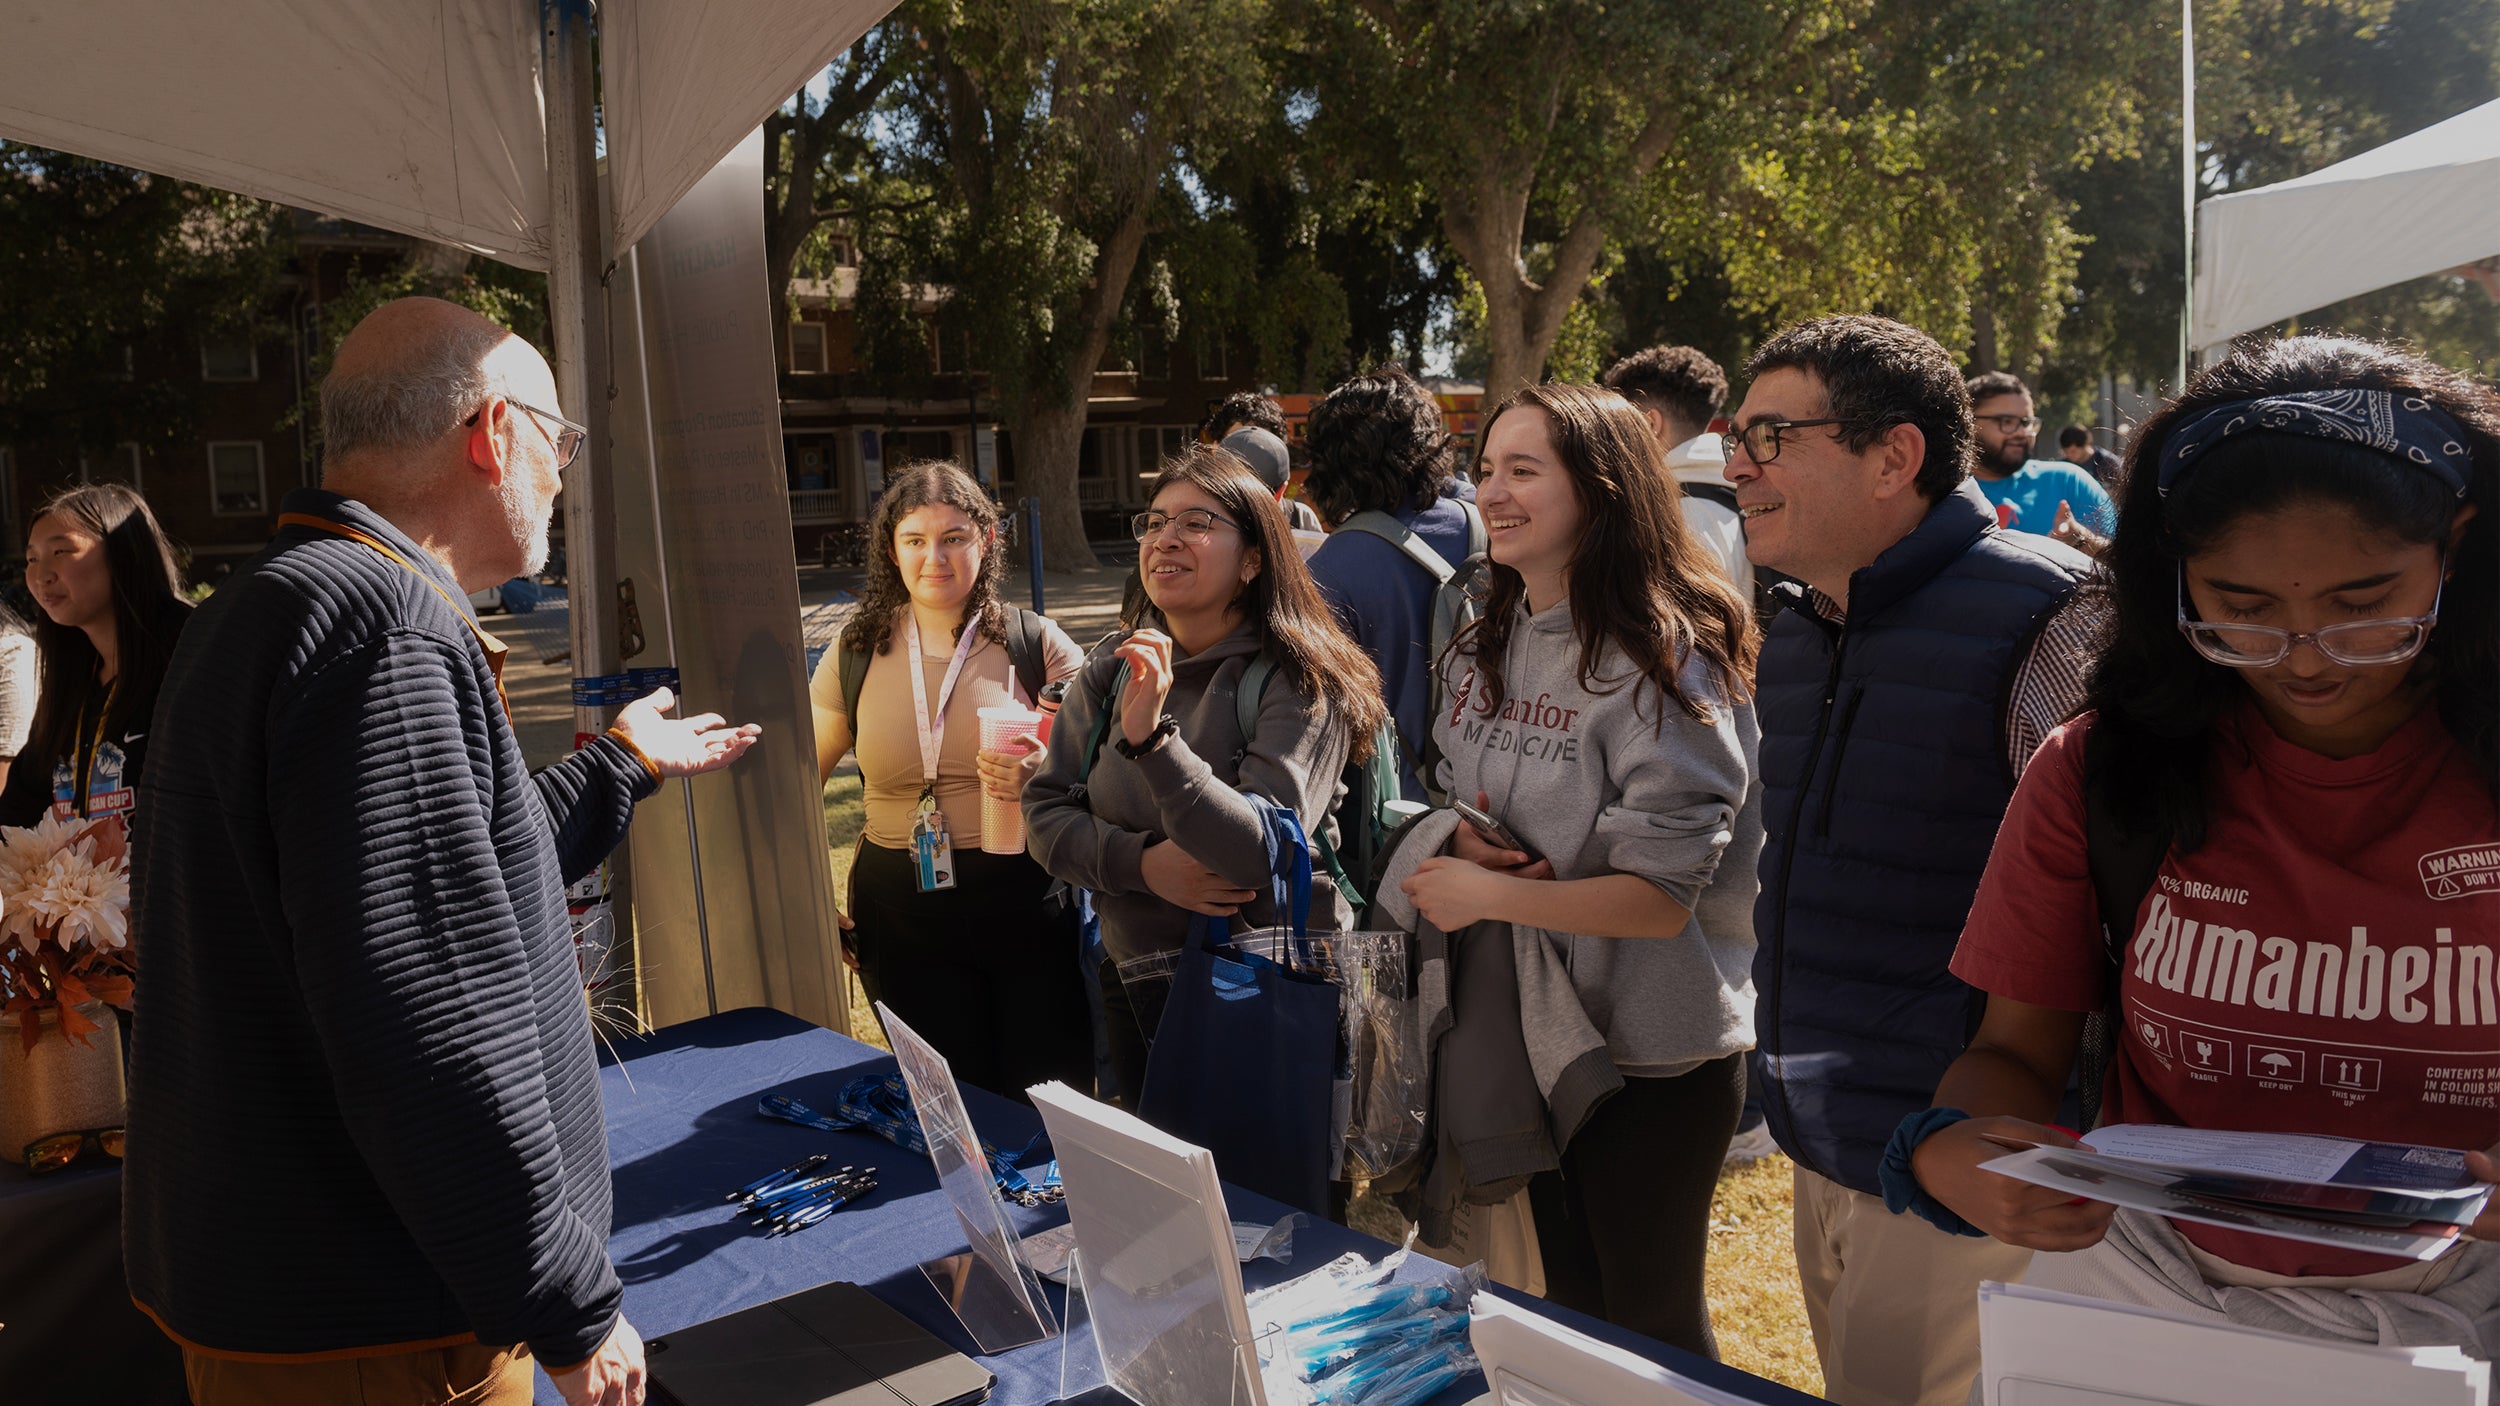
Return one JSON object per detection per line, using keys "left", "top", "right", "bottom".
{"left": 0, "top": 1000, "right": 126, "bottom": 1165}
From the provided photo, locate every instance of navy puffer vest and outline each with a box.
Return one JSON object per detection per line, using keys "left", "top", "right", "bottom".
{"left": 1750, "top": 482, "right": 2091, "bottom": 1195}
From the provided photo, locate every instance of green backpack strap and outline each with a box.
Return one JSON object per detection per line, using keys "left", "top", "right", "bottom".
{"left": 1076, "top": 659, "right": 1127, "bottom": 789}
{"left": 1232, "top": 652, "right": 1364, "bottom": 899}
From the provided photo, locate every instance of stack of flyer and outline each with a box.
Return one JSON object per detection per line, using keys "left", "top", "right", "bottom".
{"left": 1980, "top": 1124, "right": 2493, "bottom": 1261}
{"left": 1978, "top": 1282, "right": 2491, "bottom": 1406}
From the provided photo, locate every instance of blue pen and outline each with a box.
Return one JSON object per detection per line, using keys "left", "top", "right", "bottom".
{"left": 727, "top": 1153, "right": 829, "bottom": 1203}
{"left": 772, "top": 1186, "right": 871, "bottom": 1236}
{"left": 747, "top": 1164, "right": 857, "bottom": 1204}
{"left": 749, "top": 1165, "right": 871, "bottom": 1214}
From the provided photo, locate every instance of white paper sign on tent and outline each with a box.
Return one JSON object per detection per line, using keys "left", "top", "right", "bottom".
{"left": 1027, "top": 1081, "right": 1266, "bottom": 1406}
{"left": 1977, "top": 1281, "right": 2490, "bottom": 1406}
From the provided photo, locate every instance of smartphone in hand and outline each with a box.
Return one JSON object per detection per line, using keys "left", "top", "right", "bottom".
{"left": 1450, "top": 797, "right": 1538, "bottom": 861}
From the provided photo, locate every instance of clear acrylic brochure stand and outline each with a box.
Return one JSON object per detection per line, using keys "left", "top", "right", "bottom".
{"left": 1030, "top": 1081, "right": 1267, "bottom": 1406}
{"left": 876, "top": 1001, "right": 1059, "bottom": 1354}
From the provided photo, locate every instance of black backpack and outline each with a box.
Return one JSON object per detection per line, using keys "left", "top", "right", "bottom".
{"left": 2075, "top": 727, "right": 2172, "bottom": 1131}
{"left": 838, "top": 606, "right": 1050, "bottom": 720}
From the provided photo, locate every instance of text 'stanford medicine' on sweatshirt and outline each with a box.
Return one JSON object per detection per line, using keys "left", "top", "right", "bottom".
{"left": 1435, "top": 598, "right": 1764, "bottom": 1076}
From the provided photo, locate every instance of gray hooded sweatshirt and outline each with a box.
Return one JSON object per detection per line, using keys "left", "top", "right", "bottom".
{"left": 1023, "top": 620, "right": 1353, "bottom": 967}
{"left": 1431, "top": 598, "right": 1763, "bottom": 1078}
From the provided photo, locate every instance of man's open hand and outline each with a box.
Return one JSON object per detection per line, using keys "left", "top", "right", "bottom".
{"left": 610, "top": 687, "right": 761, "bottom": 778}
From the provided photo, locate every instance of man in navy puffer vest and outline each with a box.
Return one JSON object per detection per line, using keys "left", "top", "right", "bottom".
{"left": 1727, "top": 317, "right": 2095, "bottom": 1406}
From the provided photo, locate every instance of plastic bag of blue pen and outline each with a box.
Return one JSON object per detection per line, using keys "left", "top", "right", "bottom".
{"left": 1250, "top": 1243, "right": 1482, "bottom": 1406}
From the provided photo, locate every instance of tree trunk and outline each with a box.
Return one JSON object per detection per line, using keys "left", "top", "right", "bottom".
{"left": 1003, "top": 200, "right": 1152, "bottom": 572}
{"left": 1968, "top": 305, "right": 1999, "bottom": 376}
{"left": 1442, "top": 113, "right": 1674, "bottom": 406}
{"left": 1007, "top": 395, "right": 1100, "bottom": 573}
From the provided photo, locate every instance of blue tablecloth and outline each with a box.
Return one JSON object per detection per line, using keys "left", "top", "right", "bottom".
{"left": 0, "top": 1158, "right": 188, "bottom": 1404}
{"left": 557, "top": 1006, "right": 1818, "bottom": 1406}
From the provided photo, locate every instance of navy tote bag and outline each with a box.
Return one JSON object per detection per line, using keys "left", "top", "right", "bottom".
{"left": 1136, "top": 803, "right": 1339, "bottom": 1214}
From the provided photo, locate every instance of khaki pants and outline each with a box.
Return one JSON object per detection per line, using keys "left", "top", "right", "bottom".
{"left": 1793, "top": 1165, "right": 2032, "bottom": 1406}
{"left": 184, "top": 1342, "right": 533, "bottom": 1406}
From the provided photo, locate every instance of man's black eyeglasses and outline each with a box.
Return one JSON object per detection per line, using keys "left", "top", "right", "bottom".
{"left": 1720, "top": 418, "right": 1849, "bottom": 468}
{"left": 466, "top": 396, "right": 587, "bottom": 469}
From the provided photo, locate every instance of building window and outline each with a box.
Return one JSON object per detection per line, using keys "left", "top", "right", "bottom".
{"left": 201, "top": 332, "right": 259, "bottom": 382}
{"left": 208, "top": 441, "right": 266, "bottom": 515}
{"left": 790, "top": 321, "right": 828, "bottom": 374}
{"left": 1137, "top": 425, "right": 1188, "bottom": 469}
{"left": 1195, "top": 329, "right": 1227, "bottom": 381}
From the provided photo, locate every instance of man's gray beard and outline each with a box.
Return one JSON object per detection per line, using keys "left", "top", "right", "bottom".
{"left": 503, "top": 477, "right": 552, "bottom": 577}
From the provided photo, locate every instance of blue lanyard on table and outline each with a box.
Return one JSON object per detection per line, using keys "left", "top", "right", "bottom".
{"left": 760, "top": 1078, "right": 1060, "bottom": 1202}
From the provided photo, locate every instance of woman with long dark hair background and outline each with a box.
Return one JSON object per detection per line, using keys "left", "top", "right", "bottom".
{"left": 1902, "top": 335, "right": 2500, "bottom": 1365}
{"left": 0, "top": 483, "right": 193, "bottom": 829}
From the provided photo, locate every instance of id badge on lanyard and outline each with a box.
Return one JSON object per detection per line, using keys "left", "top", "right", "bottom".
{"left": 908, "top": 621, "right": 978, "bottom": 893}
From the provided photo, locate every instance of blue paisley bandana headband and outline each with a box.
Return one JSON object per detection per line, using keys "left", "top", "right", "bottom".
{"left": 2159, "top": 389, "right": 2473, "bottom": 499}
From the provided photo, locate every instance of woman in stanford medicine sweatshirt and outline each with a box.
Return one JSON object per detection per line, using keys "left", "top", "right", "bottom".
{"left": 1401, "top": 382, "right": 1764, "bottom": 1358}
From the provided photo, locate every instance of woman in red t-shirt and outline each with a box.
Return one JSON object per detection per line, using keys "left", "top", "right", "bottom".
{"left": 1892, "top": 336, "right": 2500, "bottom": 1352}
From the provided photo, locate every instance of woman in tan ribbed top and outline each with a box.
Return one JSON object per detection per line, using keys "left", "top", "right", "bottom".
{"left": 809, "top": 461, "right": 1091, "bottom": 1100}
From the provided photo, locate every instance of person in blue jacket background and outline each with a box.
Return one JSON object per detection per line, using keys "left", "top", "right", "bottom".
{"left": 1968, "top": 370, "right": 2117, "bottom": 556}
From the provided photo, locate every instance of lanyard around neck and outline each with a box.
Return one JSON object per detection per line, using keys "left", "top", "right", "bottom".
{"left": 276, "top": 512, "right": 511, "bottom": 721}
{"left": 904, "top": 615, "right": 980, "bottom": 794}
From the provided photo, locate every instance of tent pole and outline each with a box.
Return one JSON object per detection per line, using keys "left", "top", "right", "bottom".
{"left": 2179, "top": 0, "right": 2197, "bottom": 391}
{"left": 542, "top": 0, "right": 630, "bottom": 914}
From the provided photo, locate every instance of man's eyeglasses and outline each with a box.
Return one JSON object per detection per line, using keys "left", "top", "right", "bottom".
{"left": 2175, "top": 567, "right": 2443, "bottom": 668}
{"left": 25, "top": 1126, "right": 122, "bottom": 1174}
{"left": 466, "top": 396, "right": 587, "bottom": 469}
{"left": 1978, "top": 414, "right": 2043, "bottom": 434}
{"left": 1131, "top": 509, "right": 1241, "bottom": 544}
{"left": 1720, "top": 418, "right": 1849, "bottom": 468}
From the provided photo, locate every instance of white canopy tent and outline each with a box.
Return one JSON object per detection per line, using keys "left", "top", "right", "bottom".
{"left": 2193, "top": 96, "right": 2500, "bottom": 354}
{"left": 0, "top": 0, "right": 897, "bottom": 1033}
{"left": 0, "top": 0, "right": 890, "bottom": 268}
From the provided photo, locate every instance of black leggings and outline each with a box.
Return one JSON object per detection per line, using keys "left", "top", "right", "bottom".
{"left": 850, "top": 841, "right": 1094, "bottom": 1102}
{"left": 1527, "top": 1052, "right": 1745, "bottom": 1358}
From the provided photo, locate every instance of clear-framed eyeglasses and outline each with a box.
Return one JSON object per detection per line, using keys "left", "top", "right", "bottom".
{"left": 1131, "top": 508, "right": 1240, "bottom": 544}
{"left": 466, "top": 396, "right": 587, "bottom": 468}
{"left": 2175, "top": 565, "right": 2444, "bottom": 669}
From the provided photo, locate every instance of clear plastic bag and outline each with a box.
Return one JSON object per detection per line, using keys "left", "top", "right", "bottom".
{"left": 1120, "top": 928, "right": 1426, "bottom": 1185}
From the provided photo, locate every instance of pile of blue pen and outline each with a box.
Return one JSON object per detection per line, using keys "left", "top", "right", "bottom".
{"left": 758, "top": 1080, "right": 1065, "bottom": 1206}
{"left": 724, "top": 1153, "right": 880, "bottom": 1237}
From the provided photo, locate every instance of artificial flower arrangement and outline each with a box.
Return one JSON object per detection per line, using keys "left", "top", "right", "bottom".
{"left": 0, "top": 812, "right": 134, "bottom": 1051}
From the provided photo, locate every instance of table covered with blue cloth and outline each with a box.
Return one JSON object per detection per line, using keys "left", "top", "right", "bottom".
{"left": 0, "top": 1158, "right": 188, "bottom": 1404}
{"left": 560, "top": 1006, "right": 1819, "bottom": 1406}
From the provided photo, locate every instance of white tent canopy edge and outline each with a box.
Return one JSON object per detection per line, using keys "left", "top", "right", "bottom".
{"left": 0, "top": 0, "right": 893, "bottom": 270}
{"left": 2193, "top": 96, "right": 2500, "bottom": 354}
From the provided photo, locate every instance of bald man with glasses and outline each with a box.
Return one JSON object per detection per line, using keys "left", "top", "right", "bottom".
{"left": 126, "top": 298, "right": 759, "bottom": 1406}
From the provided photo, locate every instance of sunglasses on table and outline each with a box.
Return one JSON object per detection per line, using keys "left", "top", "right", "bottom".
{"left": 25, "top": 1126, "right": 123, "bottom": 1174}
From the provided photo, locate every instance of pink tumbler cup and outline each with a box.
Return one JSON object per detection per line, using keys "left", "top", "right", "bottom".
{"left": 977, "top": 704, "right": 1048, "bottom": 854}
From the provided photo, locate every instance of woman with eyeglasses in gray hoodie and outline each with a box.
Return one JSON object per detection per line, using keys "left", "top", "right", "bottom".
{"left": 1400, "top": 382, "right": 1764, "bottom": 1358}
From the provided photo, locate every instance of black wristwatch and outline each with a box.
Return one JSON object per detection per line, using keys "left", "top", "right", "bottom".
{"left": 1115, "top": 714, "right": 1180, "bottom": 759}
